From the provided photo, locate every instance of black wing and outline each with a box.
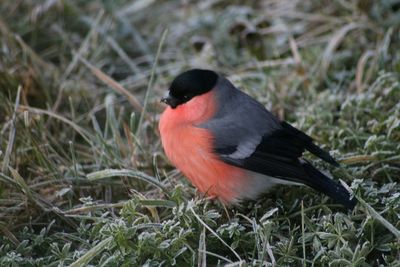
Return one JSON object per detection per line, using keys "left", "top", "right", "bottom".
{"left": 257, "top": 122, "right": 339, "bottom": 167}
{"left": 213, "top": 121, "right": 355, "bottom": 209}
{"left": 199, "top": 77, "right": 354, "bottom": 208}
{"left": 216, "top": 120, "right": 338, "bottom": 184}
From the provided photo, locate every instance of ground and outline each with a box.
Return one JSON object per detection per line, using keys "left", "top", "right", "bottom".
{"left": 0, "top": 1, "right": 399, "bottom": 266}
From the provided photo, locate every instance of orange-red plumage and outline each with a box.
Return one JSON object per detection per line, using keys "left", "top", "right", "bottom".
{"left": 159, "top": 90, "right": 246, "bottom": 202}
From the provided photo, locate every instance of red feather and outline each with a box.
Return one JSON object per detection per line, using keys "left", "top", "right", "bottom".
{"left": 159, "top": 90, "right": 246, "bottom": 202}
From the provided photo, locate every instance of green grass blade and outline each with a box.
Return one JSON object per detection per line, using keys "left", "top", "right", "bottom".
{"left": 340, "top": 180, "right": 400, "bottom": 239}
{"left": 68, "top": 237, "right": 113, "bottom": 267}
{"left": 136, "top": 28, "right": 168, "bottom": 136}
{"left": 87, "top": 168, "right": 166, "bottom": 192}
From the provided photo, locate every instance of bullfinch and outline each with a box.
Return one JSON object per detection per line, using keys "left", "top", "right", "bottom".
{"left": 159, "top": 69, "right": 356, "bottom": 209}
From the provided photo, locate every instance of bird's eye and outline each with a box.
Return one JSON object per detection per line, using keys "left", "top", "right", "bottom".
{"left": 183, "top": 95, "right": 189, "bottom": 99}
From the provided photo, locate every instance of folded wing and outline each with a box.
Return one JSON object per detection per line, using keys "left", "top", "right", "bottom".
{"left": 199, "top": 78, "right": 355, "bottom": 209}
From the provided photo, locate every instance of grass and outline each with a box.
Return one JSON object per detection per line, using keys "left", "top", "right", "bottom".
{"left": 0, "top": 0, "right": 399, "bottom": 266}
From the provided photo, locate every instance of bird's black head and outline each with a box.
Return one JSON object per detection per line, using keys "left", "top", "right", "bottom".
{"left": 162, "top": 69, "right": 218, "bottom": 108}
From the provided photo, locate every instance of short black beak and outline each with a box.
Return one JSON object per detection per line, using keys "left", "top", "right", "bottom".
{"left": 161, "top": 95, "right": 179, "bottom": 108}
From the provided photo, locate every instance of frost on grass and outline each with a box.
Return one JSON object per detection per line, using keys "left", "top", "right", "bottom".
{"left": 0, "top": 0, "right": 399, "bottom": 266}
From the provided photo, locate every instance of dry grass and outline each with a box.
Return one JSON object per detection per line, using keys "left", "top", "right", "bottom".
{"left": 0, "top": 0, "right": 399, "bottom": 266}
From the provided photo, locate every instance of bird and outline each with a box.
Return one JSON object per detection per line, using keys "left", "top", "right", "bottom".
{"left": 159, "top": 69, "right": 356, "bottom": 209}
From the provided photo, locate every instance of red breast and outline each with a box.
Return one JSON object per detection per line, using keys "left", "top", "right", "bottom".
{"left": 159, "top": 90, "right": 247, "bottom": 203}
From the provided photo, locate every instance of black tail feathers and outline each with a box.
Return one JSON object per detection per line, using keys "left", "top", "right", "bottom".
{"left": 306, "top": 143, "right": 340, "bottom": 167}
{"left": 301, "top": 161, "right": 356, "bottom": 210}
{"left": 280, "top": 122, "right": 340, "bottom": 167}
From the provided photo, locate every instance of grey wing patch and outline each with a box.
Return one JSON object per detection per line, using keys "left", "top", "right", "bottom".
{"left": 224, "top": 137, "right": 261, "bottom": 159}
{"left": 198, "top": 76, "right": 282, "bottom": 164}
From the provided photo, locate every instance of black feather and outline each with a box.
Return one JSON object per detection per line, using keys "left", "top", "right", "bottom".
{"left": 221, "top": 151, "right": 309, "bottom": 183}
{"left": 306, "top": 143, "right": 340, "bottom": 167}
{"left": 301, "top": 161, "right": 356, "bottom": 209}
{"left": 280, "top": 121, "right": 339, "bottom": 166}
